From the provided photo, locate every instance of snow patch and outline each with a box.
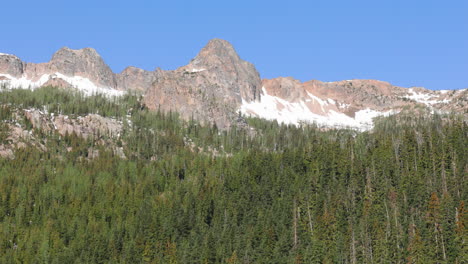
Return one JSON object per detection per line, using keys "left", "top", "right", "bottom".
{"left": 0, "top": 72, "right": 125, "bottom": 97}
{"left": 354, "top": 108, "right": 395, "bottom": 128}
{"left": 338, "top": 102, "right": 350, "bottom": 109}
{"left": 52, "top": 73, "right": 125, "bottom": 97}
{"left": 240, "top": 87, "right": 395, "bottom": 131}
{"left": 403, "top": 88, "right": 451, "bottom": 105}
{"left": 306, "top": 91, "right": 328, "bottom": 107}
{"left": 190, "top": 68, "right": 206, "bottom": 73}
{"left": 0, "top": 53, "right": 18, "bottom": 58}
{"left": 0, "top": 73, "right": 50, "bottom": 89}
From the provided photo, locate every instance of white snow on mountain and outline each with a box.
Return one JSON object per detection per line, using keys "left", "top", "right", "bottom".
{"left": 0, "top": 74, "right": 50, "bottom": 89}
{"left": 52, "top": 73, "right": 125, "bottom": 96}
{"left": 240, "top": 87, "right": 396, "bottom": 131}
{"left": 0, "top": 53, "right": 18, "bottom": 58}
{"left": 306, "top": 91, "right": 328, "bottom": 107}
{"left": 190, "top": 68, "right": 206, "bottom": 73}
{"left": 403, "top": 88, "right": 452, "bottom": 106}
{"left": 0, "top": 73, "right": 125, "bottom": 97}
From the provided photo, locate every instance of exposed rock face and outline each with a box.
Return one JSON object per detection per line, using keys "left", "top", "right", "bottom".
{"left": 262, "top": 77, "right": 305, "bottom": 100}
{"left": 0, "top": 144, "right": 14, "bottom": 159}
{"left": 47, "top": 47, "right": 117, "bottom": 88}
{"left": 24, "top": 109, "right": 122, "bottom": 139}
{"left": 0, "top": 40, "right": 466, "bottom": 130}
{"left": 186, "top": 39, "right": 262, "bottom": 102}
{"left": 143, "top": 39, "right": 262, "bottom": 128}
{"left": 15, "top": 109, "right": 125, "bottom": 159}
{"left": 0, "top": 54, "right": 24, "bottom": 77}
{"left": 0, "top": 119, "right": 47, "bottom": 159}
{"left": 262, "top": 78, "right": 414, "bottom": 112}
{"left": 244, "top": 77, "right": 467, "bottom": 130}
{"left": 53, "top": 114, "right": 122, "bottom": 139}
{"left": 20, "top": 47, "right": 118, "bottom": 89}
{"left": 117, "top": 66, "right": 158, "bottom": 92}
{"left": 0, "top": 49, "right": 126, "bottom": 95}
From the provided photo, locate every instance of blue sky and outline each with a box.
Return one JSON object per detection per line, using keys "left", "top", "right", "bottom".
{"left": 2, "top": 0, "right": 467, "bottom": 90}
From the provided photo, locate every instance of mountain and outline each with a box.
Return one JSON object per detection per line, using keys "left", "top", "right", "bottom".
{"left": 142, "top": 39, "right": 262, "bottom": 129}
{"left": 1, "top": 44, "right": 467, "bottom": 264}
{"left": 0, "top": 49, "right": 123, "bottom": 96}
{"left": 246, "top": 78, "right": 467, "bottom": 130}
{"left": 2, "top": 83, "right": 466, "bottom": 263}
{"left": 1, "top": 40, "right": 466, "bottom": 130}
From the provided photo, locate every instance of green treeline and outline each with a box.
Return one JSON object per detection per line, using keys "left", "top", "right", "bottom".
{"left": 0, "top": 87, "right": 467, "bottom": 263}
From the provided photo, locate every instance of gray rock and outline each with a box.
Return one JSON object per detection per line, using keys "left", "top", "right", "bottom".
{"left": 48, "top": 47, "right": 118, "bottom": 88}
{"left": 0, "top": 54, "right": 24, "bottom": 77}
{"left": 117, "top": 66, "right": 159, "bottom": 93}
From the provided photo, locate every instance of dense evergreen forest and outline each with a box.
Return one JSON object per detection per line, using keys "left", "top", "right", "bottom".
{"left": 0, "top": 87, "right": 466, "bottom": 263}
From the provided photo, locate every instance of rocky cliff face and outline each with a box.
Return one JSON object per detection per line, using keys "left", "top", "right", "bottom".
{"left": 0, "top": 40, "right": 466, "bottom": 130}
{"left": 143, "top": 39, "right": 262, "bottom": 128}
{"left": 186, "top": 39, "right": 262, "bottom": 102}
{"left": 0, "top": 108, "right": 125, "bottom": 159}
{"left": 47, "top": 47, "right": 118, "bottom": 88}
{"left": 21, "top": 47, "right": 117, "bottom": 87}
{"left": 0, "top": 53, "right": 24, "bottom": 78}
{"left": 117, "top": 66, "right": 159, "bottom": 92}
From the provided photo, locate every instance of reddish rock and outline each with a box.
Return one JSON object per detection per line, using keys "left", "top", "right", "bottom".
{"left": 1, "top": 40, "right": 466, "bottom": 129}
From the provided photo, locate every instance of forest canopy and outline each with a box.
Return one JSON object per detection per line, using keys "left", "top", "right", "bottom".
{"left": 0, "top": 86, "right": 466, "bottom": 263}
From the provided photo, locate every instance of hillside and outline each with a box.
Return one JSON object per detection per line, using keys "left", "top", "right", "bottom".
{"left": 0, "top": 86, "right": 466, "bottom": 263}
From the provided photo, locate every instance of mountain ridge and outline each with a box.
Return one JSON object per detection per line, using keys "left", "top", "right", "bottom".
{"left": 1, "top": 39, "right": 466, "bottom": 130}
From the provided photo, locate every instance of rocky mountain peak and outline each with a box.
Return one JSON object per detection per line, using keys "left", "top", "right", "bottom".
{"left": 48, "top": 47, "right": 117, "bottom": 88}
{"left": 190, "top": 38, "right": 240, "bottom": 68}
{"left": 51, "top": 47, "right": 99, "bottom": 61}
{"left": 0, "top": 53, "right": 24, "bottom": 78}
{"left": 190, "top": 39, "right": 243, "bottom": 72}
{"left": 141, "top": 38, "right": 262, "bottom": 129}
{"left": 184, "top": 39, "right": 262, "bottom": 102}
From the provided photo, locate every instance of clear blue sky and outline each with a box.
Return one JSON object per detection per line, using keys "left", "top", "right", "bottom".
{"left": 2, "top": 0, "right": 467, "bottom": 90}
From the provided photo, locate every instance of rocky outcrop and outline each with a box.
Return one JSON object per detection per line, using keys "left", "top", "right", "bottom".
{"left": 143, "top": 39, "right": 262, "bottom": 128}
{"left": 186, "top": 39, "right": 262, "bottom": 102}
{"left": 0, "top": 53, "right": 24, "bottom": 77}
{"left": 117, "top": 66, "right": 159, "bottom": 92}
{"left": 47, "top": 47, "right": 117, "bottom": 88}
{"left": 19, "top": 109, "right": 125, "bottom": 159}
{"left": 24, "top": 109, "right": 123, "bottom": 139}
{"left": 0, "top": 144, "right": 14, "bottom": 159}
{"left": 18, "top": 47, "right": 116, "bottom": 87}
{"left": 53, "top": 114, "right": 122, "bottom": 139}
{"left": 0, "top": 123, "right": 47, "bottom": 159}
